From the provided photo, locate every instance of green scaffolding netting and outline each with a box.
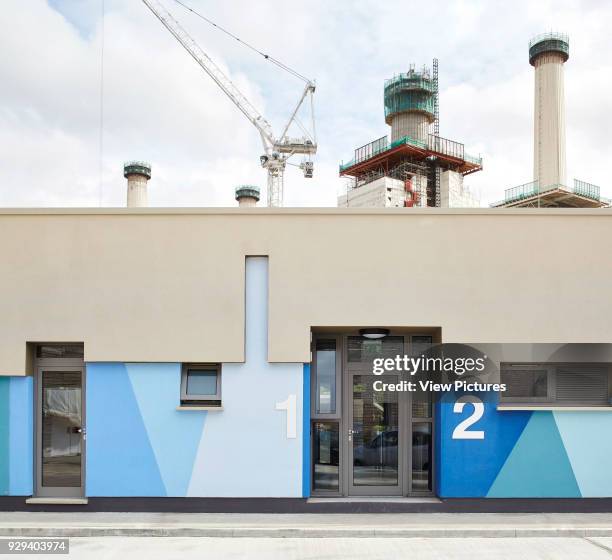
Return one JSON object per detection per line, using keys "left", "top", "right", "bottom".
{"left": 384, "top": 73, "right": 435, "bottom": 120}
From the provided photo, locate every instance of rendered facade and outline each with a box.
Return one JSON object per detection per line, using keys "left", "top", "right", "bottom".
{"left": 1, "top": 208, "right": 612, "bottom": 508}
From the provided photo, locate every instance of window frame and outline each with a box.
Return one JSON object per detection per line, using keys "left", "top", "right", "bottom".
{"left": 311, "top": 335, "right": 342, "bottom": 419}
{"left": 180, "top": 363, "right": 222, "bottom": 405}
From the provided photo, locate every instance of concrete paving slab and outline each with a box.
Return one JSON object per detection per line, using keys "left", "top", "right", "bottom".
{"left": 8, "top": 536, "right": 612, "bottom": 560}
{"left": 1, "top": 512, "right": 612, "bottom": 538}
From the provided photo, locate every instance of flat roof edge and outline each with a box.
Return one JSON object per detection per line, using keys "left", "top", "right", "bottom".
{"left": 0, "top": 207, "right": 612, "bottom": 216}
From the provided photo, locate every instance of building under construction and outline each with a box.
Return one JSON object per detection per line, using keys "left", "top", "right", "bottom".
{"left": 492, "top": 33, "right": 610, "bottom": 208}
{"left": 338, "top": 60, "right": 482, "bottom": 208}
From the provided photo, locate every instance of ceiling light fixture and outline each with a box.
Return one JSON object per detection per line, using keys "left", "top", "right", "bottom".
{"left": 359, "top": 328, "right": 390, "bottom": 340}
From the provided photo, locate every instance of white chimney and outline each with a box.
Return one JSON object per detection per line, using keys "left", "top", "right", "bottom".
{"left": 235, "top": 185, "right": 260, "bottom": 207}
{"left": 529, "top": 33, "right": 569, "bottom": 189}
{"left": 124, "top": 161, "right": 152, "bottom": 208}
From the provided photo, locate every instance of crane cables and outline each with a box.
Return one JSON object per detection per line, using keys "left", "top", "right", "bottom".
{"left": 171, "top": 0, "right": 311, "bottom": 84}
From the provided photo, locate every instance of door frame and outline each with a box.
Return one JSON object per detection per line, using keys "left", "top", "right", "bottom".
{"left": 34, "top": 359, "right": 86, "bottom": 498}
{"left": 311, "top": 331, "right": 436, "bottom": 497}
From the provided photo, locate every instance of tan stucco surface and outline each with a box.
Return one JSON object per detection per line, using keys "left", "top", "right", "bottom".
{"left": 0, "top": 207, "right": 611, "bottom": 374}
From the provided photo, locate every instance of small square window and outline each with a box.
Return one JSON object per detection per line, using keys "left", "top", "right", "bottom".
{"left": 181, "top": 364, "right": 221, "bottom": 406}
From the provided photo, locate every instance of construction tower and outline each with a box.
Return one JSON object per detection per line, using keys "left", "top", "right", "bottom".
{"left": 338, "top": 61, "right": 482, "bottom": 208}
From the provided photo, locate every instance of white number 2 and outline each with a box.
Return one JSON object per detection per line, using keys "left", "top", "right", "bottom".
{"left": 452, "top": 395, "right": 485, "bottom": 440}
{"left": 275, "top": 394, "right": 297, "bottom": 439}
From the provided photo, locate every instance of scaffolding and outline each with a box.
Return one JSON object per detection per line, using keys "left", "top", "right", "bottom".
{"left": 529, "top": 32, "right": 570, "bottom": 65}
{"left": 432, "top": 58, "right": 440, "bottom": 206}
{"left": 339, "top": 58, "right": 482, "bottom": 207}
{"left": 339, "top": 133, "right": 481, "bottom": 174}
{"left": 573, "top": 179, "right": 600, "bottom": 200}
{"left": 384, "top": 66, "right": 436, "bottom": 123}
{"left": 491, "top": 179, "right": 608, "bottom": 208}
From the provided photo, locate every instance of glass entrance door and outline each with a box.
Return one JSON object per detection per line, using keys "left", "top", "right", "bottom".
{"left": 36, "top": 366, "right": 84, "bottom": 498}
{"left": 310, "top": 333, "right": 434, "bottom": 497}
{"left": 348, "top": 374, "right": 403, "bottom": 495}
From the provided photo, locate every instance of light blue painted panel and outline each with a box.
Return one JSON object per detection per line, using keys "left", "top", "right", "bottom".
{"left": 554, "top": 411, "right": 612, "bottom": 497}
{"left": 126, "top": 363, "right": 206, "bottom": 497}
{"left": 86, "top": 363, "right": 165, "bottom": 497}
{"left": 188, "top": 257, "right": 303, "bottom": 497}
{"left": 9, "top": 377, "right": 33, "bottom": 496}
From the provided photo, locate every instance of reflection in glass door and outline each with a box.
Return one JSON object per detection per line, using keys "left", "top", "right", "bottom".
{"left": 348, "top": 374, "right": 402, "bottom": 495}
{"left": 36, "top": 367, "right": 84, "bottom": 498}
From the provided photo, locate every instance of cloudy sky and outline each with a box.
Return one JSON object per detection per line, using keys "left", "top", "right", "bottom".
{"left": 1, "top": 0, "right": 611, "bottom": 207}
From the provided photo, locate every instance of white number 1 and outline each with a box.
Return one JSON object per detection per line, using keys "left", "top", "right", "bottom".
{"left": 275, "top": 394, "right": 297, "bottom": 439}
{"left": 452, "top": 395, "right": 485, "bottom": 440}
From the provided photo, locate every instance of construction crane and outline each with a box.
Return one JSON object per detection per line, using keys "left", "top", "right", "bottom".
{"left": 141, "top": 0, "right": 317, "bottom": 207}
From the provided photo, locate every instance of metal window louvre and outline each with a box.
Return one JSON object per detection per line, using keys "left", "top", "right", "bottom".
{"left": 556, "top": 366, "right": 608, "bottom": 403}
{"left": 501, "top": 368, "right": 549, "bottom": 400}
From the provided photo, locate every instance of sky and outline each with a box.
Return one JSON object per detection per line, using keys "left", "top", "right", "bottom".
{"left": 1, "top": 0, "right": 611, "bottom": 207}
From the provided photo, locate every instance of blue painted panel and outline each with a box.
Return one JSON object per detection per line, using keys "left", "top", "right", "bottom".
{"left": 82, "top": 258, "right": 303, "bottom": 498}
{"left": 437, "top": 391, "right": 531, "bottom": 497}
{"left": 488, "top": 412, "right": 580, "bottom": 497}
{"left": 302, "top": 364, "right": 311, "bottom": 498}
{"left": 86, "top": 363, "right": 165, "bottom": 497}
{"left": 0, "top": 378, "right": 9, "bottom": 495}
{"left": 9, "top": 377, "right": 33, "bottom": 496}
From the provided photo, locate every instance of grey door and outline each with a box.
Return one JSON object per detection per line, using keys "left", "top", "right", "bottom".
{"left": 347, "top": 372, "right": 404, "bottom": 496}
{"left": 344, "top": 335, "right": 406, "bottom": 496}
{"left": 35, "top": 364, "right": 85, "bottom": 498}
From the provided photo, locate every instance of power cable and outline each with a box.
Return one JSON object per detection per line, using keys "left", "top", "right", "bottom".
{"left": 171, "top": 0, "right": 311, "bottom": 83}
{"left": 98, "top": 0, "right": 106, "bottom": 207}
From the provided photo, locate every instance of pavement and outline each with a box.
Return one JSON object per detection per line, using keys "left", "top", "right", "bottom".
{"left": 7, "top": 536, "right": 612, "bottom": 559}
{"left": 2, "top": 512, "right": 612, "bottom": 538}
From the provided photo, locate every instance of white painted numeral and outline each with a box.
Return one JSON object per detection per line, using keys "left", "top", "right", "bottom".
{"left": 275, "top": 394, "right": 297, "bottom": 439}
{"left": 452, "top": 395, "right": 485, "bottom": 440}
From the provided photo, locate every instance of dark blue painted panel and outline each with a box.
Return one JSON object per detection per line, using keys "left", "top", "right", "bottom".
{"left": 302, "top": 364, "right": 310, "bottom": 498}
{"left": 437, "top": 391, "right": 531, "bottom": 497}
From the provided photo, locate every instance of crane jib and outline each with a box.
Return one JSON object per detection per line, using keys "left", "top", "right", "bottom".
{"left": 140, "top": 0, "right": 317, "bottom": 207}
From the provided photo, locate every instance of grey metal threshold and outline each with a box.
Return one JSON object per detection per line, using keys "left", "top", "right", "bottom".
{"left": 307, "top": 497, "right": 441, "bottom": 504}
{"left": 25, "top": 498, "right": 88, "bottom": 505}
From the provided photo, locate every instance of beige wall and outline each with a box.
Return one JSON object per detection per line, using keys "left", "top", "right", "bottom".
{"left": 1, "top": 208, "right": 611, "bottom": 375}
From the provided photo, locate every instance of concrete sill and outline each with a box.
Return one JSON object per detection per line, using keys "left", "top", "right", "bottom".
{"left": 497, "top": 405, "right": 612, "bottom": 412}
{"left": 25, "top": 498, "right": 88, "bottom": 505}
{"left": 176, "top": 406, "right": 224, "bottom": 411}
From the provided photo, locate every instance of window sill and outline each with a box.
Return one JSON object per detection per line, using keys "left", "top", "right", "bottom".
{"left": 176, "top": 405, "right": 223, "bottom": 411}
{"left": 497, "top": 405, "right": 612, "bottom": 411}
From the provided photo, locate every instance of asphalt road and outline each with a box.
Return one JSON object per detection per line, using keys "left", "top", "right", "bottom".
{"left": 13, "top": 536, "right": 612, "bottom": 559}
